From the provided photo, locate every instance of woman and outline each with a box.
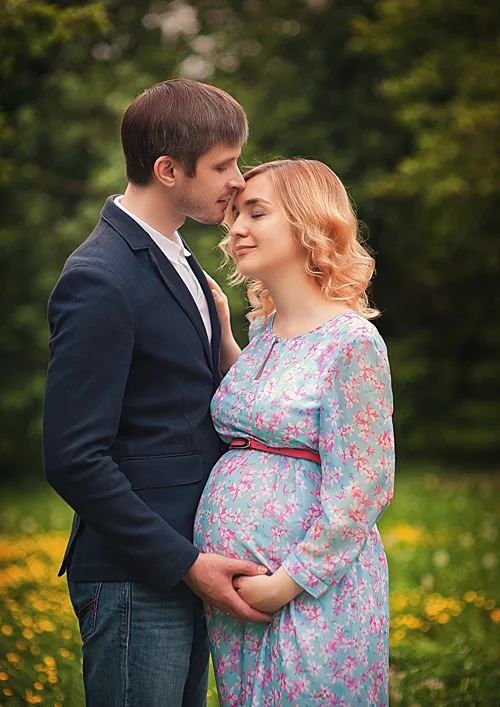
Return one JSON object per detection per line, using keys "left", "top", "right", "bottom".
{"left": 194, "top": 159, "right": 395, "bottom": 706}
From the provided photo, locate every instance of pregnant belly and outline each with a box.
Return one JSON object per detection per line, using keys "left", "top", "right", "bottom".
{"left": 193, "top": 450, "right": 321, "bottom": 570}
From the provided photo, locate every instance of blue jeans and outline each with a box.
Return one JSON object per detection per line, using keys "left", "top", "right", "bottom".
{"left": 68, "top": 579, "right": 209, "bottom": 707}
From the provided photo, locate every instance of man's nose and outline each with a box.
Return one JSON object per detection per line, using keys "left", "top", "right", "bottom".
{"left": 228, "top": 170, "right": 245, "bottom": 191}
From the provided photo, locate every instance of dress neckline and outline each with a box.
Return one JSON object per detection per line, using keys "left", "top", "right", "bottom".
{"left": 268, "top": 310, "right": 360, "bottom": 341}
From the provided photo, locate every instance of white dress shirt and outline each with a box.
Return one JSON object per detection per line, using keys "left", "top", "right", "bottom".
{"left": 114, "top": 196, "right": 212, "bottom": 343}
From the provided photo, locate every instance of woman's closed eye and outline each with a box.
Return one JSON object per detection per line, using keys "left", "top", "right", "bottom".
{"left": 251, "top": 213, "right": 265, "bottom": 219}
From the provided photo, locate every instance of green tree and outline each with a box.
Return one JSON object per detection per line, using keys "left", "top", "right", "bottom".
{"left": 0, "top": 0, "right": 109, "bottom": 477}
{"left": 350, "top": 0, "right": 500, "bottom": 461}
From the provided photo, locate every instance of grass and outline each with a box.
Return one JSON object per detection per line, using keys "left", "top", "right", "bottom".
{"left": 0, "top": 467, "right": 499, "bottom": 705}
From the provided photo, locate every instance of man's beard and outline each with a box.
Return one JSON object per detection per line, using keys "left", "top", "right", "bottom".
{"left": 175, "top": 191, "right": 223, "bottom": 226}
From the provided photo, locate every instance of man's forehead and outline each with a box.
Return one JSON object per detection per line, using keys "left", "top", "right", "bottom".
{"left": 207, "top": 144, "right": 242, "bottom": 161}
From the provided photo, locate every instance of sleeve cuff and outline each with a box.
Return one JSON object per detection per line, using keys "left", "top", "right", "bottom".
{"left": 155, "top": 542, "right": 200, "bottom": 592}
{"left": 282, "top": 552, "right": 329, "bottom": 599}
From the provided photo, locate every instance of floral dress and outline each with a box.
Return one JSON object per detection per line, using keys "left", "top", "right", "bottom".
{"left": 194, "top": 311, "right": 395, "bottom": 707}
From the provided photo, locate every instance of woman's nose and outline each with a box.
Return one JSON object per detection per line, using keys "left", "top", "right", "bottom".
{"left": 229, "top": 218, "right": 250, "bottom": 239}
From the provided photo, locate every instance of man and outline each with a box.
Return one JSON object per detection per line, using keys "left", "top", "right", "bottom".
{"left": 43, "top": 79, "right": 270, "bottom": 707}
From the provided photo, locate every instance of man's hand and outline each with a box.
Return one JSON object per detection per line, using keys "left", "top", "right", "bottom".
{"left": 233, "top": 567, "right": 303, "bottom": 614}
{"left": 184, "top": 553, "right": 273, "bottom": 623}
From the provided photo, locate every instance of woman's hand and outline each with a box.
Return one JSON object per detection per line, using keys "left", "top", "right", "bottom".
{"left": 205, "top": 273, "right": 231, "bottom": 333}
{"left": 204, "top": 272, "right": 241, "bottom": 374}
{"left": 233, "top": 567, "right": 303, "bottom": 614}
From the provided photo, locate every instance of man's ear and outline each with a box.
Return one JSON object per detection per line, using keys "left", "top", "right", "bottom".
{"left": 153, "top": 155, "right": 181, "bottom": 187}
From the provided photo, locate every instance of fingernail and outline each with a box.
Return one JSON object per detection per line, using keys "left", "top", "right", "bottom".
{"left": 259, "top": 566, "right": 268, "bottom": 573}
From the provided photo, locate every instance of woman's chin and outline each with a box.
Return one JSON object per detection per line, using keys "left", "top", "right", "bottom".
{"left": 236, "top": 264, "right": 260, "bottom": 279}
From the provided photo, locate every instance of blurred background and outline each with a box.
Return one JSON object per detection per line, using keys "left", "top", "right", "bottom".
{"left": 0, "top": 0, "right": 498, "bottom": 705}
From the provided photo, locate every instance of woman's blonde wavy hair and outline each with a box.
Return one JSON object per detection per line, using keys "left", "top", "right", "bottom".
{"left": 220, "top": 158, "right": 379, "bottom": 322}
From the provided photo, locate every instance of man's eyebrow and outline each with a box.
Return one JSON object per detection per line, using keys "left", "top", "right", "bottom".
{"left": 233, "top": 197, "right": 271, "bottom": 212}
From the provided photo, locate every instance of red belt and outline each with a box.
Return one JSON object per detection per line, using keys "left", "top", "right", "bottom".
{"left": 229, "top": 437, "right": 321, "bottom": 464}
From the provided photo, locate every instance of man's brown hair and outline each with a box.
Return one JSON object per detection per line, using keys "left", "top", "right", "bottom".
{"left": 121, "top": 79, "right": 248, "bottom": 185}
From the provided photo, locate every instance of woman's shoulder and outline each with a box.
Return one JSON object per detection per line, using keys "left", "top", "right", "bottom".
{"left": 247, "top": 314, "right": 270, "bottom": 342}
{"left": 335, "top": 311, "right": 388, "bottom": 354}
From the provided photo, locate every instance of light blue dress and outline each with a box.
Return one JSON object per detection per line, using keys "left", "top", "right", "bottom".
{"left": 194, "top": 311, "right": 395, "bottom": 706}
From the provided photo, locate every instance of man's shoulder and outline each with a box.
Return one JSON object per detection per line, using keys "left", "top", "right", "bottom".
{"left": 64, "top": 216, "right": 137, "bottom": 280}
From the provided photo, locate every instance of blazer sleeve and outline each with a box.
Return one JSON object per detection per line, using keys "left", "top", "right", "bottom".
{"left": 43, "top": 264, "right": 199, "bottom": 591}
{"left": 281, "top": 329, "right": 395, "bottom": 597}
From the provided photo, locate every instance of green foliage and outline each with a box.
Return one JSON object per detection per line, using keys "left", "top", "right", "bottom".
{"left": 0, "top": 0, "right": 498, "bottom": 476}
{"left": 349, "top": 0, "right": 500, "bottom": 461}
{"left": 1, "top": 469, "right": 499, "bottom": 704}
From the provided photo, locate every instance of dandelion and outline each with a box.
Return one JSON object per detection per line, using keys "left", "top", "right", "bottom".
{"left": 459, "top": 532, "right": 474, "bottom": 548}
{"left": 20, "top": 517, "right": 39, "bottom": 534}
{"left": 1, "top": 625, "right": 13, "bottom": 636}
{"left": 0, "top": 673, "right": 9, "bottom": 681}
{"left": 480, "top": 521, "right": 498, "bottom": 542}
{"left": 436, "top": 613, "right": 450, "bottom": 624}
{"left": 481, "top": 553, "right": 497, "bottom": 569}
{"left": 421, "top": 679, "right": 445, "bottom": 690}
{"left": 432, "top": 550, "right": 449, "bottom": 568}
{"left": 420, "top": 574, "right": 434, "bottom": 591}
{"left": 490, "top": 609, "right": 500, "bottom": 623}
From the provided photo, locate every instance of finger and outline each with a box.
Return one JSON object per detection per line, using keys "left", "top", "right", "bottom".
{"left": 229, "top": 559, "right": 269, "bottom": 576}
{"left": 232, "top": 576, "right": 244, "bottom": 590}
{"left": 205, "top": 274, "right": 224, "bottom": 294}
{"left": 225, "top": 593, "right": 273, "bottom": 624}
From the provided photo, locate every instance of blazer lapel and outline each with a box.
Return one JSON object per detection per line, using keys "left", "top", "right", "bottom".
{"left": 101, "top": 196, "right": 220, "bottom": 376}
{"left": 185, "top": 252, "right": 222, "bottom": 378}
{"left": 148, "top": 242, "right": 214, "bottom": 371}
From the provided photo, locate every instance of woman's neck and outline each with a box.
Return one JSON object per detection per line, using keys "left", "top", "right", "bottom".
{"left": 264, "top": 268, "right": 351, "bottom": 339}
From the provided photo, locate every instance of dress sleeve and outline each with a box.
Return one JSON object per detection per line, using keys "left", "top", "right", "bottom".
{"left": 281, "top": 329, "right": 395, "bottom": 598}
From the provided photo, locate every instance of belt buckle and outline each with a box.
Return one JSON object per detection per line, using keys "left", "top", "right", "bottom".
{"left": 231, "top": 438, "right": 250, "bottom": 449}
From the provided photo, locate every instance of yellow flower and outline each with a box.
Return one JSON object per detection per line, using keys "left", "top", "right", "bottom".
{"left": 3, "top": 688, "right": 14, "bottom": 696}
{"left": 490, "top": 609, "right": 500, "bottom": 623}
{"left": 0, "top": 673, "right": 9, "bottom": 681}
{"left": 33, "top": 682, "right": 43, "bottom": 690}
{"left": 436, "top": 613, "right": 450, "bottom": 624}
{"left": 464, "top": 591, "right": 477, "bottom": 602}
{"left": 1, "top": 625, "right": 13, "bottom": 636}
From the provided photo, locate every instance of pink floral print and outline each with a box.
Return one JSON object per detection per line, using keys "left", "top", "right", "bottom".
{"left": 194, "top": 311, "right": 395, "bottom": 706}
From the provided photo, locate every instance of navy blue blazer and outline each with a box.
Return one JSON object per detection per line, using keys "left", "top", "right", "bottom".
{"left": 43, "top": 196, "right": 223, "bottom": 592}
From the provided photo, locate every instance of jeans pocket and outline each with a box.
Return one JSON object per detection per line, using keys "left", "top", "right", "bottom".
{"left": 68, "top": 581, "right": 102, "bottom": 643}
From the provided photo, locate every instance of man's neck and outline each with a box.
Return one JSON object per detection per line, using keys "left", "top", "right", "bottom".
{"left": 120, "top": 183, "right": 185, "bottom": 242}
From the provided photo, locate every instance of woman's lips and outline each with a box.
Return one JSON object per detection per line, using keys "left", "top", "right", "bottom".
{"left": 235, "top": 245, "right": 256, "bottom": 257}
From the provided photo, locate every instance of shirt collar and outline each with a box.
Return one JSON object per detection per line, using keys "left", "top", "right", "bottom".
{"left": 114, "top": 196, "right": 191, "bottom": 262}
